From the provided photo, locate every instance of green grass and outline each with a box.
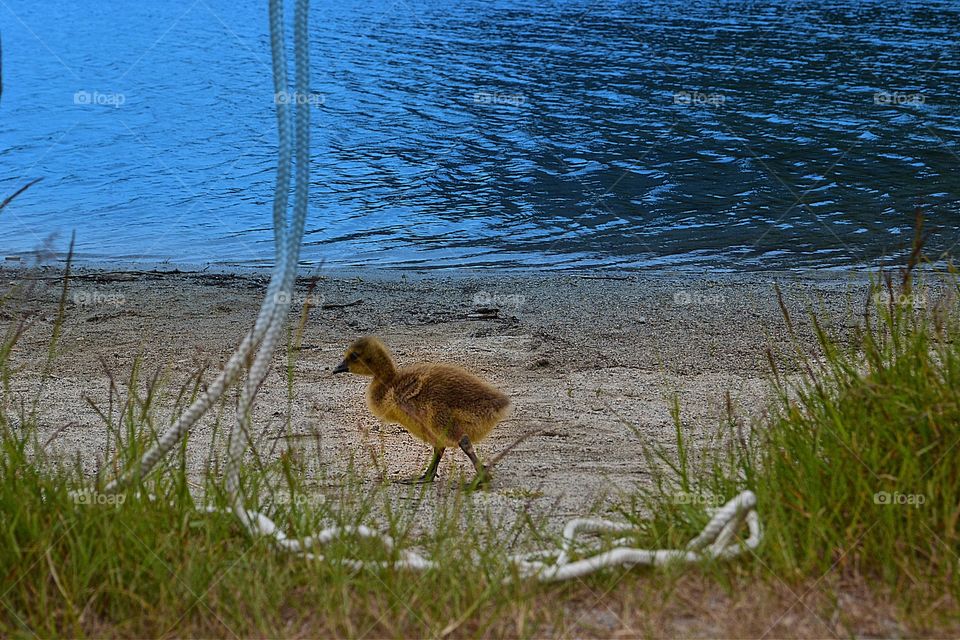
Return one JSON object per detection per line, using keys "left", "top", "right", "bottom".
{"left": 2, "top": 256, "right": 960, "bottom": 636}
{"left": 627, "top": 270, "right": 960, "bottom": 607}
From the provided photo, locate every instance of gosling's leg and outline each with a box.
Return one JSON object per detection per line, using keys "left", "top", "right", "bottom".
{"left": 458, "top": 435, "right": 490, "bottom": 489}
{"left": 398, "top": 447, "right": 444, "bottom": 484}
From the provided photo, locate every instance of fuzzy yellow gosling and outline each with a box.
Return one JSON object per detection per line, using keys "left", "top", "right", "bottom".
{"left": 333, "top": 336, "right": 511, "bottom": 486}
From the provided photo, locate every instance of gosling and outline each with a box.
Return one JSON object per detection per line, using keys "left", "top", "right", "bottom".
{"left": 333, "top": 336, "right": 511, "bottom": 486}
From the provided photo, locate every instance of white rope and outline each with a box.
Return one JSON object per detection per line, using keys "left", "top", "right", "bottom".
{"left": 206, "top": 507, "right": 433, "bottom": 570}
{"left": 101, "top": 0, "right": 299, "bottom": 495}
{"left": 91, "top": 0, "right": 762, "bottom": 580}
{"left": 208, "top": 0, "right": 433, "bottom": 571}
{"left": 103, "top": 0, "right": 298, "bottom": 495}
{"left": 510, "top": 490, "right": 761, "bottom": 581}
{"left": 225, "top": 0, "right": 299, "bottom": 528}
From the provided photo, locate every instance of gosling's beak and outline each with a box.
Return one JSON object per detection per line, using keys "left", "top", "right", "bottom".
{"left": 332, "top": 359, "right": 350, "bottom": 375}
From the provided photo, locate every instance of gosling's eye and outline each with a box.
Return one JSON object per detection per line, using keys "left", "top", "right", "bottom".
{"left": 349, "top": 352, "right": 358, "bottom": 361}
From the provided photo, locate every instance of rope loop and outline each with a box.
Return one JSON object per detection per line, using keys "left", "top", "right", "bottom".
{"left": 510, "top": 491, "right": 761, "bottom": 582}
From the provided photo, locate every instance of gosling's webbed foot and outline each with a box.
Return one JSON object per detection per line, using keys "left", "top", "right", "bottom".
{"left": 396, "top": 447, "right": 444, "bottom": 485}
{"left": 465, "top": 466, "right": 491, "bottom": 491}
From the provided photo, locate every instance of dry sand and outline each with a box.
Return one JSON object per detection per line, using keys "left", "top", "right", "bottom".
{"left": 2, "top": 265, "right": 877, "bottom": 531}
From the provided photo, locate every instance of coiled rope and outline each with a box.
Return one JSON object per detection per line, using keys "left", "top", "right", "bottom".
{"left": 511, "top": 491, "right": 761, "bottom": 581}
{"left": 96, "top": 0, "right": 761, "bottom": 578}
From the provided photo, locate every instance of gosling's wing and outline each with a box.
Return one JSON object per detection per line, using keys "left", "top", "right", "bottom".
{"left": 389, "top": 371, "right": 430, "bottom": 424}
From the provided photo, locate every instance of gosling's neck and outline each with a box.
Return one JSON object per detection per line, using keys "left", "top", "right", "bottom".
{"left": 369, "top": 349, "right": 398, "bottom": 382}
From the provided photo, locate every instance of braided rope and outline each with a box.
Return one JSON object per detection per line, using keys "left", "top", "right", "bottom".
{"left": 105, "top": 0, "right": 296, "bottom": 495}
{"left": 226, "top": 0, "right": 296, "bottom": 520}
{"left": 510, "top": 491, "right": 761, "bottom": 581}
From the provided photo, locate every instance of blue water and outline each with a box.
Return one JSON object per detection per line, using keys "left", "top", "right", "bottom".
{"left": 1, "top": 0, "right": 958, "bottom": 270}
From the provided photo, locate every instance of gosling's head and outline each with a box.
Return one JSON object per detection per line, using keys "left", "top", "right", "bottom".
{"left": 332, "top": 336, "right": 394, "bottom": 377}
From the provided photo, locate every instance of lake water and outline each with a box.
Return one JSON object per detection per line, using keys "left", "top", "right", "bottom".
{"left": 1, "top": 0, "right": 958, "bottom": 271}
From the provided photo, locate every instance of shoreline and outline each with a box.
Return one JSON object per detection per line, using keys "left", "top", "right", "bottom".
{"left": 1, "top": 255, "right": 898, "bottom": 282}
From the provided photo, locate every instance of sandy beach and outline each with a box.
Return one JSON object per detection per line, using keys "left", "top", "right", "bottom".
{"left": 1, "top": 265, "right": 883, "bottom": 530}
